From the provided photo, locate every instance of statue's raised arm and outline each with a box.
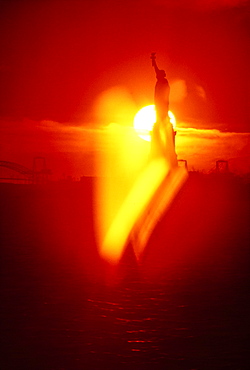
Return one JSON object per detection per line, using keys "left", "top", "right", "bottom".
{"left": 151, "top": 52, "right": 160, "bottom": 74}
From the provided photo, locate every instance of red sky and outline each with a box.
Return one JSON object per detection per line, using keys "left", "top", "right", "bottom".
{"left": 0, "top": 0, "right": 249, "bottom": 176}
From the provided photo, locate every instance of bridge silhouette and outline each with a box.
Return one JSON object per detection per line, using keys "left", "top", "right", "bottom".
{"left": 0, "top": 157, "right": 51, "bottom": 184}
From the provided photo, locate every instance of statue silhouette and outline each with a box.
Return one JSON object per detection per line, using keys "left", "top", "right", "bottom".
{"left": 150, "top": 53, "right": 176, "bottom": 165}
{"left": 151, "top": 53, "right": 170, "bottom": 122}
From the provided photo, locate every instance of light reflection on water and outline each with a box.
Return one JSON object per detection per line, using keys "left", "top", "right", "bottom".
{"left": 85, "top": 285, "right": 180, "bottom": 364}
{"left": 81, "top": 258, "right": 249, "bottom": 369}
{"left": 84, "top": 278, "right": 197, "bottom": 367}
{"left": 1, "top": 179, "right": 249, "bottom": 369}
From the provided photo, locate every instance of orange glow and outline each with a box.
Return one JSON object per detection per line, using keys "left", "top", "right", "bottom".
{"left": 95, "top": 86, "right": 137, "bottom": 125}
{"left": 133, "top": 105, "right": 176, "bottom": 141}
{"left": 100, "top": 158, "right": 169, "bottom": 264}
{"left": 94, "top": 96, "right": 188, "bottom": 266}
{"left": 94, "top": 123, "right": 150, "bottom": 264}
{"left": 132, "top": 166, "right": 188, "bottom": 257}
{"left": 100, "top": 159, "right": 188, "bottom": 263}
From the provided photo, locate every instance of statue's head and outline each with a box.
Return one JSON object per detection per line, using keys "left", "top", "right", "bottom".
{"left": 156, "top": 70, "right": 166, "bottom": 79}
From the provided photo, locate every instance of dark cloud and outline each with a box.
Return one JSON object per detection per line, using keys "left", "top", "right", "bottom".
{"left": 150, "top": 0, "right": 249, "bottom": 10}
{"left": 1, "top": 118, "right": 249, "bottom": 176}
{"left": 176, "top": 127, "right": 250, "bottom": 172}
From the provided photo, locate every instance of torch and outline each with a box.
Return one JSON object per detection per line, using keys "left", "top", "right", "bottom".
{"left": 150, "top": 52, "right": 156, "bottom": 66}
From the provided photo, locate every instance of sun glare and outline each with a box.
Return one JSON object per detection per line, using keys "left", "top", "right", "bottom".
{"left": 133, "top": 105, "right": 176, "bottom": 141}
{"left": 95, "top": 105, "right": 187, "bottom": 266}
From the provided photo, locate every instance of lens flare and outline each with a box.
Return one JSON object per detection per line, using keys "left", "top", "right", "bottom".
{"left": 95, "top": 104, "right": 187, "bottom": 267}
{"left": 133, "top": 105, "right": 176, "bottom": 141}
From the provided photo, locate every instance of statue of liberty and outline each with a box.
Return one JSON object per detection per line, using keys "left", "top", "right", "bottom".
{"left": 150, "top": 53, "right": 177, "bottom": 167}
{"left": 151, "top": 52, "right": 170, "bottom": 122}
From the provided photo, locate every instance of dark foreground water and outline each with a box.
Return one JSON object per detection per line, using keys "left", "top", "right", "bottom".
{"left": 1, "top": 174, "right": 249, "bottom": 369}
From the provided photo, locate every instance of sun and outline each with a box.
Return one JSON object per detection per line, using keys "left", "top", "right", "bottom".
{"left": 133, "top": 105, "right": 176, "bottom": 141}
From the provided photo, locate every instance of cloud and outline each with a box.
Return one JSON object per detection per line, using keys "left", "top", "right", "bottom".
{"left": 195, "top": 0, "right": 249, "bottom": 9}
{"left": 1, "top": 118, "right": 250, "bottom": 177}
{"left": 170, "top": 80, "right": 188, "bottom": 102}
{"left": 0, "top": 118, "right": 100, "bottom": 178}
{"left": 176, "top": 127, "right": 250, "bottom": 173}
{"left": 150, "top": 0, "right": 248, "bottom": 10}
{"left": 0, "top": 118, "right": 97, "bottom": 153}
{"left": 170, "top": 80, "right": 207, "bottom": 103}
{"left": 195, "top": 85, "right": 206, "bottom": 100}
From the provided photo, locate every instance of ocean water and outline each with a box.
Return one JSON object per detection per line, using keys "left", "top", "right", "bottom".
{"left": 1, "top": 175, "right": 249, "bottom": 369}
